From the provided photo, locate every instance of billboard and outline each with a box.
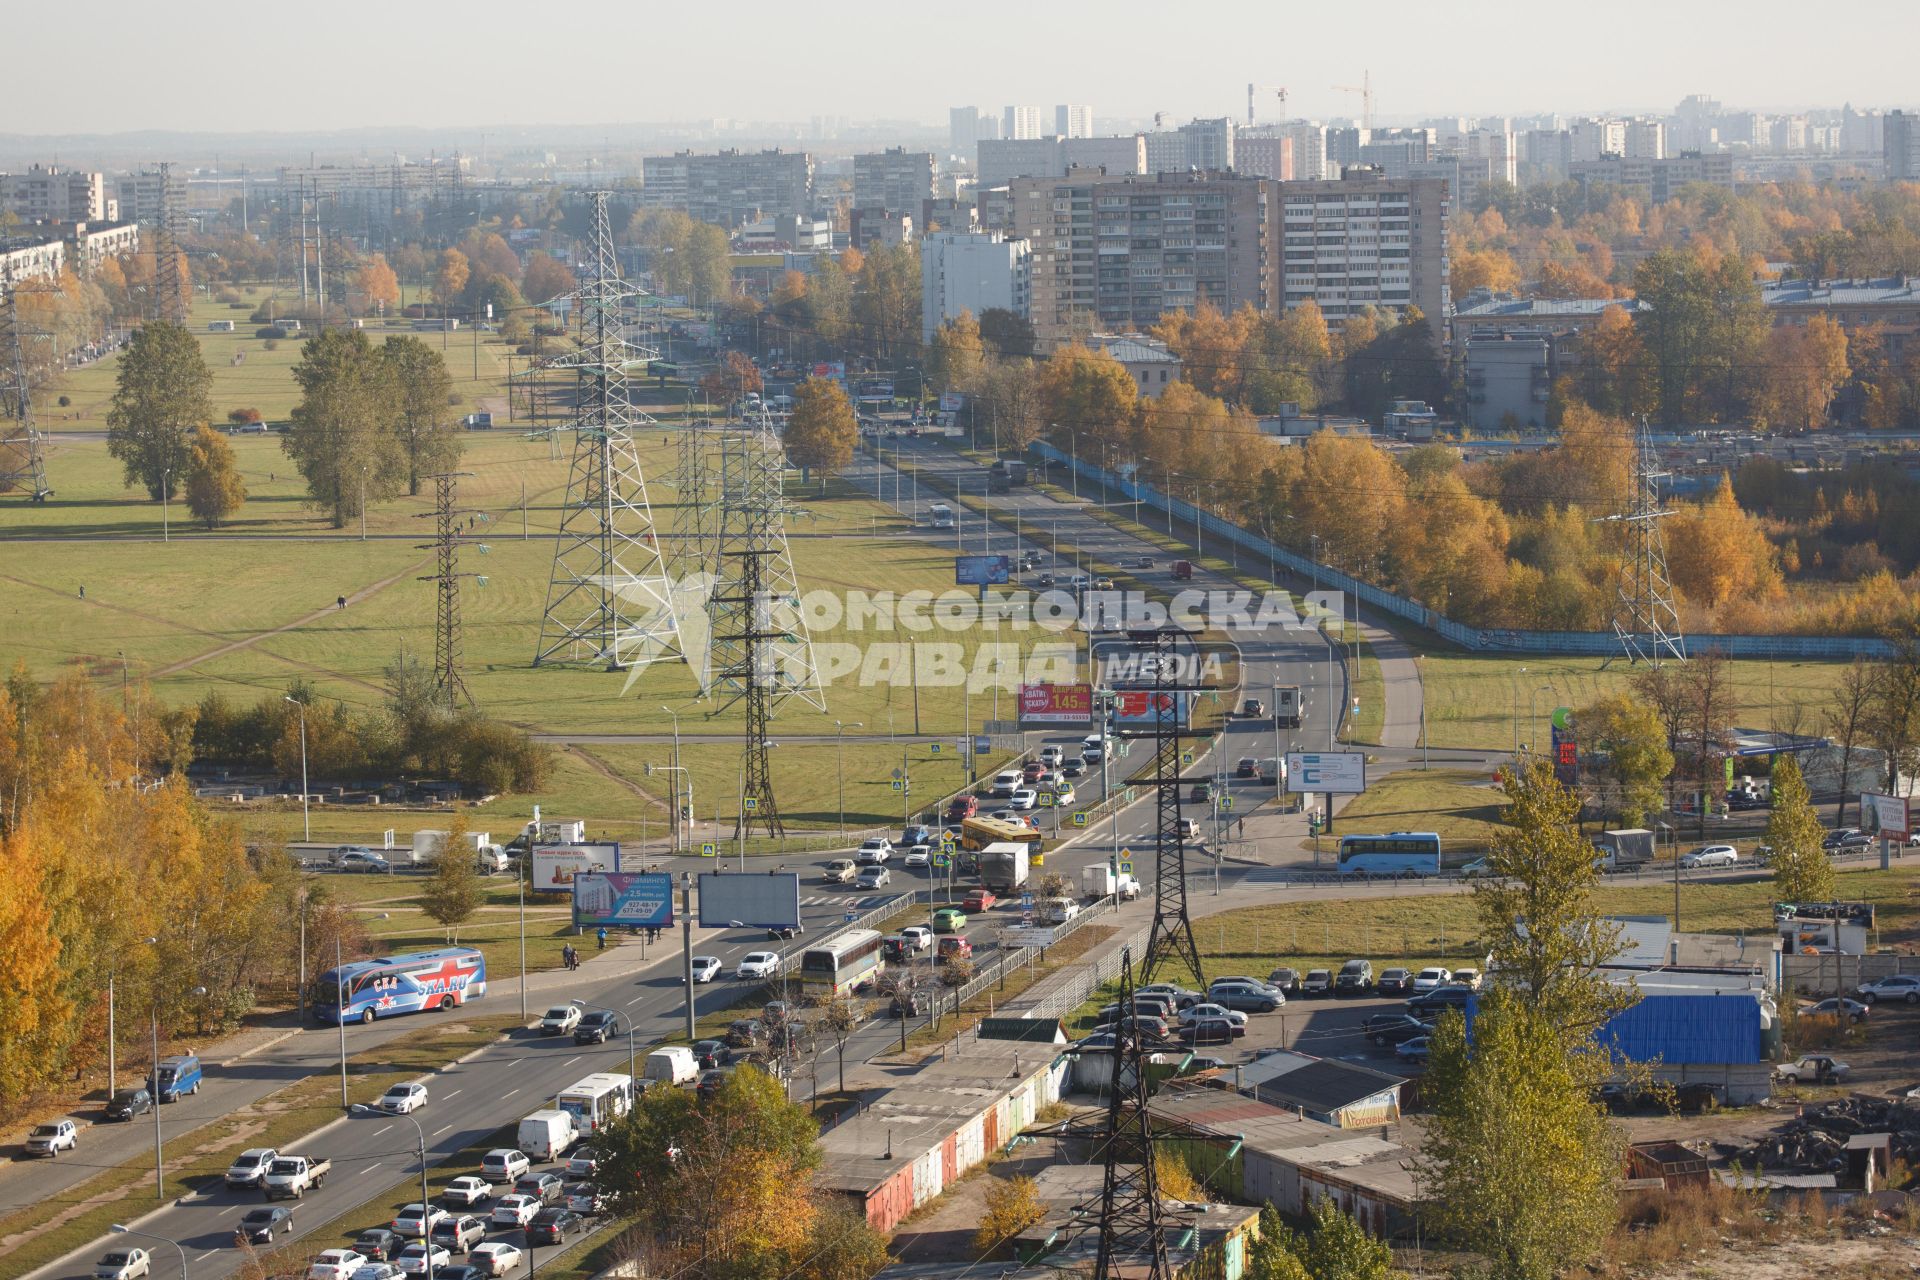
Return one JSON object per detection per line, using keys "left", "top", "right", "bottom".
{"left": 1861, "top": 792, "right": 1911, "bottom": 840}
{"left": 1285, "top": 751, "right": 1367, "bottom": 795}
{"left": 955, "top": 554, "right": 1012, "bottom": 586}
{"left": 1019, "top": 683, "right": 1093, "bottom": 725}
{"left": 697, "top": 871, "right": 802, "bottom": 930}
{"left": 939, "top": 392, "right": 966, "bottom": 413}
{"left": 532, "top": 842, "right": 621, "bottom": 893}
{"left": 572, "top": 872, "right": 674, "bottom": 929}
{"left": 1111, "top": 689, "right": 1191, "bottom": 730}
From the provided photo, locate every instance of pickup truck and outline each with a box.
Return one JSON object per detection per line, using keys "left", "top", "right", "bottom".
{"left": 262, "top": 1153, "right": 331, "bottom": 1199}
{"left": 1774, "top": 1055, "right": 1850, "bottom": 1084}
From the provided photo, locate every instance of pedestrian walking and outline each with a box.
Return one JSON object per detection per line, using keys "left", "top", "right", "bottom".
{"left": 77, "top": 584, "right": 85, "bottom": 599}
{"left": 596, "top": 927, "right": 608, "bottom": 950}
{"left": 336, "top": 595, "right": 347, "bottom": 610}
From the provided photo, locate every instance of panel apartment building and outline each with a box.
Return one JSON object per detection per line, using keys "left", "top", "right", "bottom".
{"left": 0, "top": 165, "right": 109, "bottom": 222}
{"left": 1279, "top": 168, "right": 1451, "bottom": 347}
{"left": 1006, "top": 170, "right": 1274, "bottom": 344}
{"left": 852, "top": 148, "right": 934, "bottom": 214}
{"left": 640, "top": 149, "right": 813, "bottom": 227}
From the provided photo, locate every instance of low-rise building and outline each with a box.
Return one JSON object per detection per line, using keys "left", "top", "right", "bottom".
{"left": 1567, "top": 151, "right": 1734, "bottom": 204}
{"left": 1093, "top": 334, "right": 1182, "bottom": 398}
{"left": 1463, "top": 329, "right": 1553, "bottom": 431}
{"left": 1450, "top": 293, "right": 1646, "bottom": 350}
{"left": 0, "top": 233, "right": 64, "bottom": 292}
{"left": 1234, "top": 1051, "right": 1406, "bottom": 1128}
{"left": 1762, "top": 275, "right": 1920, "bottom": 362}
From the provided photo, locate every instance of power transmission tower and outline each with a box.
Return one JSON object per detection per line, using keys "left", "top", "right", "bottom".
{"left": 1599, "top": 422, "right": 1686, "bottom": 668}
{"left": 151, "top": 162, "right": 188, "bottom": 325}
{"left": 1121, "top": 627, "right": 1207, "bottom": 987}
{"left": 532, "top": 192, "right": 683, "bottom": 675}
{"left": 0, "top": 292, "right": 52, "bottom": 501}
{"left": 417, "top": 471, "right": 484, "bottom": 708}
{"left": 713, "top": 548, "right": 783, "bottom": 840}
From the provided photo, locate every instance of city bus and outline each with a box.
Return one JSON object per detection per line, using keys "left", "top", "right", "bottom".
{"left": 311, "top": 946, "right": 486, "bottom": 1024}
{"left": 555, "top": 1072, "right": 634, "bottom": 1135}
{"left": 928, "top": 503, "right": 955, "bottom": 530}
{"left": 799, "top": 929, "right": 885, "bottom": 998}
{"left": 1335, "top": 832, "right": 1442, "bottom": 878}
{"left": 961, "top": 815, "right": 1044, "bottom": 855}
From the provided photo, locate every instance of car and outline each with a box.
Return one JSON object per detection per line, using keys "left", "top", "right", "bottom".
{"left": 1180, "top": 1018, "right": 1237, "bottom": 1046}
{"left": 1022, "top": 761, "right": 1048, "bottom": 782}
{"left": 962, "top": 889, "right": 997, "bottom": 912}
{"left": 821, "top": 859, "right": 858, "bottom": 884}
{"left": 1051, "top": 783, "right": 1076, "bottom": 805}
{"left": 1038, "top": 745, "right": 1065, "bottom": 765}
{"left": 1364, "top": 1013, "right": 1434, "bottom": 1046}
{"left": 565, "top": 1148, "right": 601, "bottom": 1178}
{"left": 442, "top": 1175, "right": 494, "bottom": 1208}
{"left": 696, "top": 1068, "right": 730, "bottom": 1098}
{"left": 527, "top": 1207, "right": 584, "bottom": 1245}
{"left": 378, "top": 1082, "right": 429, "bottom": 1114}
{"left": 990, "top": 770, "right": 1022, "bottom": 798}
{"left": 1856, "top": 974, "right": 1920, "bottom": 1004}
{"left": 429, "top": 1214, "right": 487, "bottom": 1251}
{"left": 1333, "top": 960, "right": 1374, "bottom": 996}
{"left": 1451, "top": 968, "right": 1483, "bottom": 990}
{"left": 1242, "top": 698, "right": 1266, "bottom": 718}
{"left": 1094, "top": 576, "right": 1115, "bottom": 590}
{"left": 1188, "top": 781, "right": 1215, "bottom": 803}
{"left": 1208, "top": 983, "right": 1282, "bottom": 1013}
{"left": 434, "top": 1267, "right": 487, "bottom": 1280}
{"left": 1679, "top": 844, "right": 1738, "bottom": 868}
{"left": 932, "top": 908, "right": 967, "bottom": 933}
{"left": 855, "top": 867, "right": 891, "bottom": 890}
{"left": 903, "top": 824, "right": 934, "bottom": 846}
{"left": 489, "top": 1194, "right": 541, "bottom": 1229}
{"left": 574, "top": 1009, "right": 619, "bottom": 1044}
{"left": 1803, "top": 997, "right": 1869, "bottom": 1023}
{"left": 904, "top": 845, "right": 932, "bottom": 867}
{"left": 481, "top": 1148, "right": 530, "bottom": 1182}
{"left": 337, "top": 850, "right": 393, "bottom": 874}
{"left": 95, "top": 1250, "right": 152, "bottom": 1280}
{"left": 1775, "top": 1054, "right": 1850, "bottom": 1083}
{"left": 946, "top": 795, "right": 980, "bottom": 820}
{"left": 540, "top": 1004, "right": 583, "bottom": 1036}
{"left": 1093, "top": 1012, "right": 1172, "bottom": 1039}
{"left": 1061, "top": 759, "right": 1086, "bottom": 778}
{"left": 901, "top": 925, "right": 933, "bottom": 951}
{"left": 395, "top": 1243, "right": 452, "bottom": 1278}
{"left": 1210, "top": 975, "right": 1282, "bottom": 996}
{"left": 1395, "top": 1036, "right": 1434, "bottom": 1064}
{"left": 1376, "top": 968, "right": 1414, "bottom": 996}
{"left": 467, "top": 1244, "right": 524, "bottom": 1277}
{"left": 937, "top": 935, "right": 974, "bottom": 962}
{"left": 1176, "top": 818, "right": 1201, "bottom": 840}
{"left": 736, "top": 951, "right": 781, "bottom": 980}
{"left": 516, "top": 1170, "right": 566, "bottom": 1204}
{"left": 1126, "top": 556, "right": 1154, "bottom": 569}
{"left": 857, "top": 838, "right": 894, "bottom": 864}
{"left": 1411, "top": 967, "right": 1454, "bottom": 992}
{"left": 25, "top": 1119, "right": 77, "bottom": 1156}
{"left": 1071, "top": 1031, "right": 1120, "bottom": 1052}
{"left": 391, "top": 1203, "right": 450, "bottom": 1237}
{"left": 1137, "top": 984, "right": 1204, "bottom": 1010}
{"left": 725, "top": 1018, "right": 766, "bottom": 1048}
{"left": 1032, "top": 572, "right": 1057, "bottom": 588}
{"left": 1458, "top": 857, "right": 1493, "bottom": 878}
{"left": 1406, "top": 985, "right": 1476, "bottom": 1017}
{"left": 104, "top": 1087, "right": 154, "bottom": 1121}
{"left": 1300, "top": 969, "right": 1333, "bottom": 997}
{"left": 1236, "top": 757, "right": 1259, "bottom": 778}
{"left": 564, "top": 1181, "right": 606, "bottom": 1214}
{"left": 1009, "top": 789, "right": 1038, "bottom": 810}
{"left": 1177, "top": 1003, "right": 1249, "bottom": 1031}
{"left": 691, "top": 955, "right": 722, "bottom": 983}
{"left": 1266, "top": 968, "right": 1301, "bottom": 995}
{"left": 237, "top": 1205, "right": 296, "bottom": 1244}
{"left": 1821, "top": 827, "right": 1865, "bottom": 850}
{"left": 692, "top": 1039, "right": 733, "bottom": 1070}
{"left": 353, "top": 1230, "right": 404, "bottom": 1263}
{"left": 1043, "top": 898, "right": 1080, "bottom": 924}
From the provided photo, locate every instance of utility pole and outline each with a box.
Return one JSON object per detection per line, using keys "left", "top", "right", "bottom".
{"left": 1125, "top": 626, "right": 1210, "bottom": 987}
{"left": 0, "top": 290, "right": 52, "bottom": 501}
{"left": 417, "top": 471, "right": 482, "bottom": 708}
{"left": 1598, "top": 421, "right": 1687, "bottom": 668}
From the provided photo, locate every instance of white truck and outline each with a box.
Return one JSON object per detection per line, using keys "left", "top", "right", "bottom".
{"left": 224, "top": 1147, "right": 279, "bottom": 1189}
{"left": 515, "top": 1109, "right": 578, "bottom": 1161}
{"left": 262, "top": 1152, "right": 331, "bottom": 1199}
{"left": 409, "top": 829, "right": 506, "bottom": 872}
{"left": 644, "top": 1045, "right": 698, "bottom": 1086}
{"left": 979, "top": 842, "right": 1031, "bottom": 892}
{"left": 1081, "top": 864, "right": 1140, "bottom": 901}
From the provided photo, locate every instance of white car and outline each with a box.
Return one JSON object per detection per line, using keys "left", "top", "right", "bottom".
{"left": 1042, "top": 898, "right": 1080, "bottom": 924}
{"left": 691, "top": 956, "right": 722, "bottom": 983}
{"left": 540, "top": 1003, "right": 583, "bottom": 1035}
{"left": 391, "top": 1202, "right": 449, "bottom": 1237}
{"left": 395, "top": 1243, "right": 451, "bottom": 1278}
{"left": 25, "top": 1119, "right": 77, "bottom": 1156}
{"left": 1679, "top": 844, "right": 1738, "bottom": 868}
{"left": 1051, "top": 783, "right": 1076, "bottom": 805}
{"left": 1451, "top": 968, "right": 1483, "bottom": 990}
{"left": 489, "top": 1193, "right": 541, "bottom": 1229}
{"left": 307, "top": 1250, "right": 367, "bottom": 1280}
{"left": 736, "top": 951, "right": 781, "bottom": 980}
{"left": 1177, "top": 1003, "right": 1248, "bottom": 1028}
{"left": 1856, "top": 974, "right": 1920, "bottom": 1004}
{"left": 901, "top": 926, "right": 933, "bottom": 952}
{"left": 94, "top": 1250, "right": 151, "bottom": 1280}
{"left": 481, "top": 1148, "right": 530, "bottom": 1182}
{"left": 1411, "top": 967, "right": 1453, "bottom": 992}
{"left": 1038, "top": 746, "right": 1064, "bottom": 765}
{"left": 903, "top": 845, "right": 932, "bottom": 867}
{"left": 565, "top": 1148, "right": 600, "bottom": 1178}
{"left": 469, "top": 1243, "right": 524, "bottom": 1277}
{"left": 1009, "top": 789, "right": 1038, "bottom": 810}
{"left": 378, "top": 1082, "right": 428, "bottom": 1115}
{"left": 856, "top": 839, "right": 893, "bottom": 864}
{"left": 442, "top": 1175, "right": 494, "bottom": 1207}
{"left": 990, "top": 770, "right": 1022, "bottom": 797}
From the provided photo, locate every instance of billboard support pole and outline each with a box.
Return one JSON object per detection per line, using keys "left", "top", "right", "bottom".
{"left": 681, "top": 873, "right": 696, "bottom": 1041}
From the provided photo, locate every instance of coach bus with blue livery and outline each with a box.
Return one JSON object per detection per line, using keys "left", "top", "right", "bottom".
{"left": 312, "top": 946, "right": 486, "bottom": 1024}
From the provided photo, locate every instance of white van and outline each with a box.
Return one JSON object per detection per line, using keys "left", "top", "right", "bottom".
{"left": 990, "top": 770, "right": 1022, "bottom": 798}
{"left": 644, "top": 1045, "right": 698, "bottom": 1087}
{"left": 516, "top": 1109, "right": 577, "bottom": 1161}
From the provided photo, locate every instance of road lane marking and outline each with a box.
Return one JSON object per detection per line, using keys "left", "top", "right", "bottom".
{"left": 562, "top": 1055, "right": 582, "bottom": 1067}
{"left": 442, "top": 1088, "right": 461, "bottom": 1100}
{"left": 197, "top": 1251, "right": 218, "bottom": 1262}
{"left": 433, "top": 1122, "right": 455, "bottom": 1135}
{"left": 374, "top": 1123, "right": 394, "bottom": 1136}
{"left": 504, "top": 1087, "right": 521, "bottom": 1098}
{"left": 362, "top": 1161, "right": 383, "bottom": 1175}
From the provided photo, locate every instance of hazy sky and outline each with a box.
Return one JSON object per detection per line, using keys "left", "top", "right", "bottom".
{"left": 8, "top": 0, "right": 1915, "bottom": 136}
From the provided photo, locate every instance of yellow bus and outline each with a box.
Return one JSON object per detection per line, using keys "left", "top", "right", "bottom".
{"left": 961, "top": 815, "right": 1045, "bottom": 859}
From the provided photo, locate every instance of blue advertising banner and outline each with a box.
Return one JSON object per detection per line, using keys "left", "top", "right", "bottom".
{"left": 571, "top": 872, "right": 674, "bottom": 929}
{"left": 955, "top": 555, "right": 1012, "bottom": 586}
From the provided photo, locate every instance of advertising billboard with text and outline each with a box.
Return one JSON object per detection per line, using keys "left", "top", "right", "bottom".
{"left": 955, "top": 555, "right": 1012, "bottom": 586}
{"left": 572, "top": 872, "right": 674, "bottom": 928}
{"left": 1285, "top": 751, "right": 1368, "bottom": 795}
{"left": 1110, "top": 689, "right": 1192, "bottom": 730}
{"left": 1019, "top": 683, "right": 1093, "bottom": 725}
{"left": 1862, "top": 792, "right": 1911, "bottom": 840}
{"left": 532, "top": 842, "right": 621, "bottom": 893}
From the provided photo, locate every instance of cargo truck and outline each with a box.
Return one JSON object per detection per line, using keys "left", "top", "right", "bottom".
{"left": 1081, "top": 864, "right": 1140, "bottom": 900}
{"left": 978, "top": 842, "right": 1031, "bottom": 892}
{"left": 1594, "top": 828, "right": 1655, "bottom": 871}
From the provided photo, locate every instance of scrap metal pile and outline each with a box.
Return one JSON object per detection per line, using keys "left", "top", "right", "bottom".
{"left": 1723, "top": 1096, "right": 1920, "bottom": 1171}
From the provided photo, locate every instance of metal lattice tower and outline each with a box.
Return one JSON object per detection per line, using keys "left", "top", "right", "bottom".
{"left": 151, "top": 162, "right": 188, "bottom": 325}
{"left": 0, "top": 293, "right": 52, "bottom": 501}
{"left": 1127, "top": 628, "right": 1206, "bottom": 987}
{"left": 532, "top": 193, "right": 683, "bottom": 674}
{"left": 1600, "top": 422, "right": 1686, "bottom": 668}
{"left": 418, "top": 471, "right": 482, "bottom": 708}
{"left": 713, "top": 548, "right": 784, "bottom": 839}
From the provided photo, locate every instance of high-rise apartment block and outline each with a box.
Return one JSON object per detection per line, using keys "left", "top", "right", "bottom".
{"left": 1144, "top": 118, "right": 1236, "bottom": 173}
{"left": 1285, "top": 122, "right": 1328, "bottom": 180}
{"left": 1234, "top": 129, "right": 1294, "bottom": 181}
{"left": 1569, "top": 118, "right": 1628, "bottom": 163}
{"left": 1056, "top": 105, "right": 1094, "bottom": 139}
{"left": 115, "top": 168, "right": 188, "bottom": 227}
{"left": 1004, "top": 106, "right": 1046, "bottom": 141}
{"left": 1279, "top": 169, "right": 1451, "bottom": 345}
{"left": 640, "top": 149, "right": 813, "bottom": 227}
{"left": 853, "top": 148, "right": 934, "bottom": 213}
{"left": 1567, "top": 151, "right": 1733, "bottom": 203}
{"left": 1889, "top": 110, "right": 1920, "bottom": 181}
{"left": 1625, "top": 119, "right": 1667, "bottom": 160}
{"left": 950, "top": 107, "right": 997, "bottom": 157}
{"left": 976, "top": 136, "right": 1147, "bottom": 188}
{"left": 921, "top": 231, "right": 1032, "bottom": 342}
{"left": 0, "top": 165, "right": 109, "bottom": 222}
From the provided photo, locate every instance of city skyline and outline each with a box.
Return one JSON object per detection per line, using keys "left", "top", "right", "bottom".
{"left": 6, "top": 0, "right": 1917, "bottom": 138}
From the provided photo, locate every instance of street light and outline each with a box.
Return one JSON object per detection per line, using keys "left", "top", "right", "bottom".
{"left": 110, "top": 1224, "right": 186, "bottom": 1280}
{"left": 834, "top": 721, "right": 863, "bottom": 840}
{"left": 283, "top": 696, "right": 309, "bottom": 841}
{"left": 659, "top": 706, "right": 691, "bottom": 855}
{"left": 1510, "top": 667, "right": 1527, "bottom": 759}
{"left": 578, "top": 1001, "right": 636, "bottom": 1082}
{"left": 352, "top": 1105, "right": 433, "bottom": 1280}
{"left": 152, "top": 983, "right": 207, "bottom": 1200}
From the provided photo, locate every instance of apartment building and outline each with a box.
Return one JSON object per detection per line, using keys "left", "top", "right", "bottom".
{"left": 1008, "top": 170, "right": 1274, "bottom": 345}
{"left": 1004, "top": 106, "right": 1046, "bottom": 141}
{"left": 68, "top": 221, "right": 140, "bottom": 273}
{"left": 640, "top": 149, "right": 814, "bottom": 227}
{"left": 853, "top": 148, "right": 934, "bottom": 213}
{"left": 1889, "top": 110, "right": 1920, "bottom": 182}
{"left": 921, "top": 230, "right": 1032, "bottom": 342}
{"left": 0, "top": 165, "right": 108, "bottom": 222}
{"left": 115, "top": 168, "right": 188, "bottom": 226}
{"left": 0, "top": 233, "right": 64, "bottom": 293}
{"left": 1235, "top": 129, "right": 1294, "bottom": 181}
{"left": 1625, "top": 119, "right": 1668, "bottom": 160}
{"left": 1144, "top": 118, "right": 1235, "bottom": 173}
{"left": 1762, "top": 276, "right": 1920, "bottom": 361}
{"left": 1278, "top": 168, "right": 1451, "bottom": 347}
{"left": 977, "top": 136, "right": 1147, "bottom": 189}
{"left": 1056, "top": 105, "right": 1094, "bottom": 139}
{"left": 1567, "top": 151, "right": 1734, "bottom": 203}
{"left": 949, "top": 107, "right": 998, "bottom": 157}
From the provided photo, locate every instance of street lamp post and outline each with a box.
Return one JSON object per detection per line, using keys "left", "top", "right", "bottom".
{"left": 660, "top": 706, "right": 686, "bottom": 854}
{"left": 834, "top": 722, "right": 863, "bottom": 840}
{"left": 680, "top": 872, "right": 696, "bottom": 1041}
{"left": 152, "top": 983, "right": 207, "bottom": 1200}
{"left": 110, "top": 1225, "right": 186, "bottom": 1280}
{"left": 579, "top": 1002, "right": 636, "bottom": 1082}
{"left": 353, "top": 1106, "right": 433, "bottom": 1280}
{"left": 1527, "top": 684, "right": 1552, "bottom": 756}
{"left": 283, "top": 696, "right": 310, "bottom": 841}
{"left": 1511, "top": 667, "right": 1527, "bottom": 758}
{"left": 517, "top": 866, "right": 528, "bottom": 1020}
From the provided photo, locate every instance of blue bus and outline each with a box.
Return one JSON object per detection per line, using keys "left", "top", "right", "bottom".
{"left": 1336, "top": 832, "right": 1442, "bottom": 878}
{"left": 312, "top": 947, "right": 487, "bottom": 1025}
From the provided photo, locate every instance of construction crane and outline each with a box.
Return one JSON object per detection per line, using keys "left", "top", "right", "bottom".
{"left": 1330, "top": 71, "right": 1374, "bottom": 130}
{"left": 1246, "top": 84, "right": 1288, "bottom": 127}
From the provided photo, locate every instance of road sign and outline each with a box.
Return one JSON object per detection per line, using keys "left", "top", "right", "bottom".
{"left": 1021, "top": 893, "right": 1034, "bottom": 908}
{"left": 974, "top": 735, "right": 993, "bottom": 755}
{"left": 845, "top": 908, "right": 859, "bottom": 922}
{"left": 890, "top": 767, "right": 904, "bottom": 780}
{"left": 933, "top": 853, "right": 951, "bottom": 868}
{"left": 1119, "top": 859, "right": 1134, "bottom": 875}
{"left": 940, "top": 832, "right": 957, "bottom": 848}
{"left": 1072, "top": 811, "right": 1089, "bottom": 827}
{"left": 1221, "top": 796, "right": 1233, "bottom": 812}
{"left": 890, "top": 779, "right": 904, "bottom": 792}
{"left": 1181, "top": 750, "right": 1194, "bottom": 765}
{"left": 700, "top": 841, "right": 717, "bottom": 857}
{"left": 931, "top": 742, "right": 942, "bottom": 754}
{"left": 744, "top": 796, "right": 758, "bottom": 812}
{"left": 1039, "top": 793, "right": 1055, "bottom": 807}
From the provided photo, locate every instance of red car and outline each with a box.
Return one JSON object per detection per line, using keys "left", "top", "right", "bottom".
{"left": 946, "top": 795, "right": 979, "bottom": 820}
{"left": 938, "top": 936, "right": 974, "bottom": 963}
{"left": 962, "top": 889, "right": 997, "bottom": 912}
{"left": 1022, "top": 761, "right": 1048, "bottom": 782}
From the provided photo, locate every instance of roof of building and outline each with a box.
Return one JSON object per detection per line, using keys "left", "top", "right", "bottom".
{"left": 1595, "top": 992, "right": 1764, "bottom": 1064}
{"left": 1150, "top": 1088, "right": 1420, "bottom": 1205}
{"left": 1237, "top": 1052, "right": 1405, "bottom": 1113}
{"left": 976, "top": 1017, "right": 1067, "bottom": 1045}
{"left": 1762, "top": 277, "right": 1920, "bottom": 307}
{"left": 1454, "top": 296, "right": 1647, "bottom": 319}
{"left": 1093, "top": 334, "right": 1181, "bottom": 364}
